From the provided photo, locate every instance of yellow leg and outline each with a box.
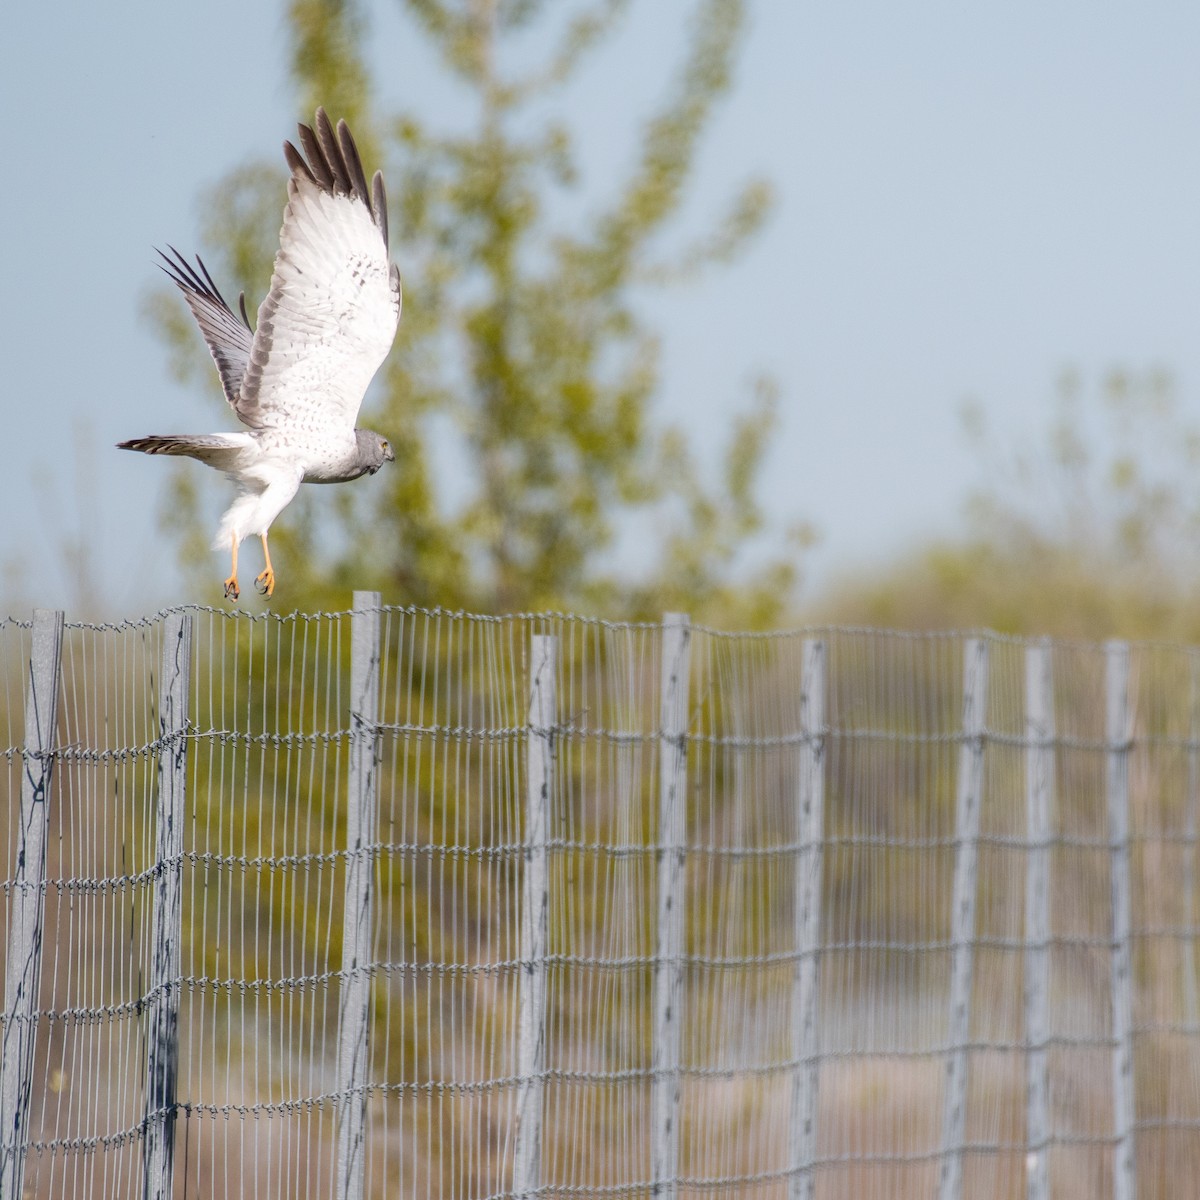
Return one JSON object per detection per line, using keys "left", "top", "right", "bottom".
{"left": 254, "top": 534, "right": 276, "bottom": 599}
{"left": 223, "top": 535, "right": 240, "bottom": 602}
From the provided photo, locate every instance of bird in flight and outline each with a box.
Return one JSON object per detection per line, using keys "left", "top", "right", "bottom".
{"left": 120, "top": 108, "right": 400, "bottom": 601}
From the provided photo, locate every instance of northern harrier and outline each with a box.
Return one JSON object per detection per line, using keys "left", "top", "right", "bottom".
{"left": 120, "top": 108, "right": 400, "bottom": 601}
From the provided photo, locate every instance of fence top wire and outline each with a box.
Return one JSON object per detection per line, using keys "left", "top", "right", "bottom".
{"left": 4, "top": 606, "right": 1199, "bottom": 761}
{"left": 9, "top": 601, "right": 1200, "bottom": 656}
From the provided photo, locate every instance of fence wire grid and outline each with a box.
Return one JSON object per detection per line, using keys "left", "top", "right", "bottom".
{"left": 1, "top": 598, "right": 1199, "bottom": 1200}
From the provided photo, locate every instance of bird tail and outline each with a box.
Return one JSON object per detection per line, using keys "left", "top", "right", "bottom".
{"left": 118, "top": 434, "right": 195, "bottom": 456}
{"left": 120, "top": 433, "right": 231, "bottom": 456}
{"left": 117, "top": 432, "right": 257, "bottom": 468}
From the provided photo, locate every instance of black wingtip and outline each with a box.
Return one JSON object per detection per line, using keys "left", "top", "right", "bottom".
{"left": 297, "top": 122, "right": 333, "bottom": 190}
{"left": 287, "top": 109, "right": 380, "bottom": 218}
{"left": 155, "top": 245, "right": 193, "bottom": 290}
{"left": 314, "top": 108, "right": 351, "bottom": 193}
{"left": 194, "top": 254, "right": 222, "bottom": 296}
{"left": 156, "top": 245, "right": 190, "bottom": 280}
{"left": 284, "top": 139, "right": 316, "bottom": 186}
{"left": 336, "top": 118, "right": 372, "bottom": 208}
{"left": 371, "top": 171, "right": 389, "bottom": 251}
{"left": 155, "top": 247, "right": 234, "bottom": 310}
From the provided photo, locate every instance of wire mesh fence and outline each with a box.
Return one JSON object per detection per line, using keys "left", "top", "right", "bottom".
{"left": 2, "top": 598, "right": 1200, "bottom": 1199}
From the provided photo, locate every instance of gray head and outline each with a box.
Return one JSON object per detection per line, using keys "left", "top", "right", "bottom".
{"left": 355, "top": 428, "right": 396, "bottom": 475}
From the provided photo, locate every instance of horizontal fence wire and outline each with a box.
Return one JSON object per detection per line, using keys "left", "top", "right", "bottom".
{"left": 1, "top": 607, "right": 1200, "bottom": 1198}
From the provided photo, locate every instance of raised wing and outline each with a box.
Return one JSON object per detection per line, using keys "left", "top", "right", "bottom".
{"left": 158, "top": 247, "right": 254, "bottom": 410}
{"left": 238, "top": 108, "right": 402, "bottom": 434}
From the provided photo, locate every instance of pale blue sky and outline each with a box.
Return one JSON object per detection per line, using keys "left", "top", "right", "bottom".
{"left": 5, "top": 2, "right": 1200, "bottom": 616}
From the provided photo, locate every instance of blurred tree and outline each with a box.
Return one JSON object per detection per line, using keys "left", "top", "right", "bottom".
{"left": 815, "top": 368, "right": 1200, "bottom": 640}
{"left": 150, "top": 0, "right": 806, "bottom": 622}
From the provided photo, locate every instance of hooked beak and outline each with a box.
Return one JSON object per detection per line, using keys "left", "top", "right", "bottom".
{"left": 384, "top": 443, "right": 395, "bottom": 463}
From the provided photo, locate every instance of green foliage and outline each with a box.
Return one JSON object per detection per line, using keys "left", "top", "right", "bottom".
{"left": 147, "top": 0, "right": 798, "bottom": 625}
{"left": 816, "top": 368, "right": 1200, "bottom": 640}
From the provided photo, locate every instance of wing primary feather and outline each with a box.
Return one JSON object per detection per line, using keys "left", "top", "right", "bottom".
{"left": 155, "top": 246, "right": 253, "bottom": 411}
{"left": 195, "top": 254, "right": 227, "bottom": 301}
{"left": 160, "top": 249, "right": 219, "bottom": 307}
{"left": 160, "top": 245, "right": 188, "bottom": 275}
{"left": 372, "top": 171, "right": 389, "bottom": 251}
{"left": 336, "top": 119, "right": 371, "bottom": 208}
{"left": 158, "top": 247, "right": 239, "bottom": 316}
{"left": 297, "top": 122, "right": 334, "bottom": 189}
{"left": 315, "top": 108, "right": 352, "bottom": 193}
{"left": 238, "top": 291, "right": 252, "bottom": 331}
{"left": 158, "top": 246, "right": 206, "bottom": 293}
{"left": 283, "top": 140, "right": 316, "bottom": 186}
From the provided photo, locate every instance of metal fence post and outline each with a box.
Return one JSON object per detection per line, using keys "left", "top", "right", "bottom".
{"left": 337, "top": 591, "right": 382, "bottom": 1200}
{"left": 514, "top": 635, "right": 556, "bottom": 1198}
{"left": 0, "top": 609, "right": 64, "bottom": 1199}
{"left": 938, "top": 636, "right": 990, "bottom": 1200}
{"left": 142, "top": 612, "right": 192, "bottom": 1200}
{"left": 1105, "top": 642, "right": 1136, "bottom": 1200}
{"left": 1024, "top": 640, "right": 1053, "bottom": 1200}
{"left": 789, "top": 638, "right": 827, "bottom": 1200}
{"left": 652, "top": 613, "right": 691, "bottom": 1200}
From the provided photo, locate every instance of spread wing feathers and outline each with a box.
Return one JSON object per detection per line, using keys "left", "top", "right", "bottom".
{"left": 158, "top": 248, "right": 254, "bottom": 410}
{"left": 237, "top": 108, "right": 402, "bottom": 434}
{"left": 117, "top": 433, "right": 258, "bottom": 473}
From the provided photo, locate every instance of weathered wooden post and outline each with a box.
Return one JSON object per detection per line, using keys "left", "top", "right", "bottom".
{"left": 1105, "top": 642, "right": 1136, "bottom": 1200}
{"left": 788, "top": 638, "right": 827, "bottom": 1200}
{"left": 938, "top": 637, "right": 989, "bottom": 1200}
{"left": 336, "top": 592, "right": 382, "bottom": 1200}
{"left": 1023, "top": 640, "right": 1053, "bottom": 1200}
{"left": 513, "top": 634, "right": 556, "bottom": 1197}
{"left": 652, "top": 613, "right": 691, "bottom": 1200}
{"left": 0, "top": 609, "right": 65, "bottom": 1199}
{"left": 142, "top": 611, "right": 193, "bottom": 1200}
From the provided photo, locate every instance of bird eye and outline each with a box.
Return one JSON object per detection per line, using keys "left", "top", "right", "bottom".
{"left": 382, "top": 440, "right": 389, "bottom": 451}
